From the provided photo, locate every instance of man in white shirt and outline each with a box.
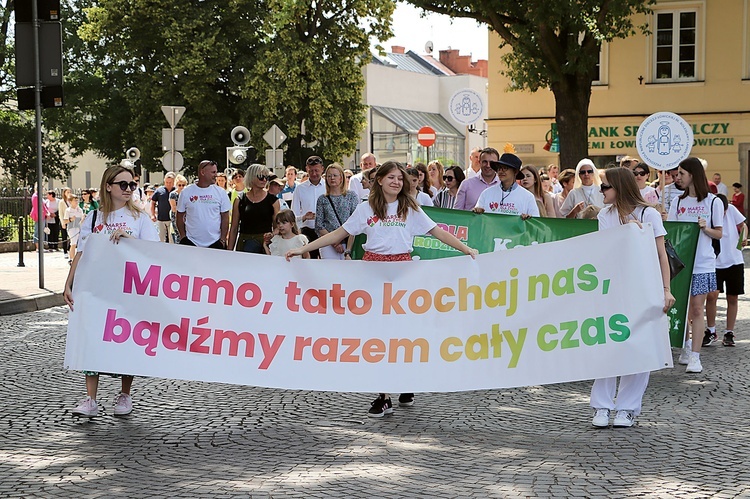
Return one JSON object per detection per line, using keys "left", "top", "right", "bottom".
{"left": 349, "top": 153, "right": 376, "bottom": 201}
{"left": 292, "top": 155, "right": 327, "bottom": 258}
{"left": 713, "top": 173, "right": 729, "bottom": 196}
{"left": 176, "top": 160, "right": 231, "bottom": 249}
{"left": 464, "top": 148, "right": 481, "bottom": 179}
{"left": 474, "top": 153, "right": 540, "bottom": 218}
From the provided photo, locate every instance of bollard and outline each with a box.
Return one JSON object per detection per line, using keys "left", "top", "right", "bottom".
{"left": 17, "top": 216, "right": 25, "bottom": 267}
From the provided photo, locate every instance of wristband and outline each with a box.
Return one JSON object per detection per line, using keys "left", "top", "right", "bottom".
{"left": 344, "top": 250, "right": 351, "bottom": 256}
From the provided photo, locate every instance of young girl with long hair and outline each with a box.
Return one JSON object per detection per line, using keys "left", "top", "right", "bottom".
{"left": 520, "top": 165, "right": 556, "bottom": 217}
{"left": 265, "top": 209, "right": 309, "bottom": 258}
{"left": 590, "top": 167, "right": 675, "bottom": 428}
{"left": 286, "top": 161, "right": 478, "bottom": 417}
{"left": 64, "top": 165, "right": 159, "bottom": 418}
{"left": 668, "top": 157, "right": 723, "bottom": 374}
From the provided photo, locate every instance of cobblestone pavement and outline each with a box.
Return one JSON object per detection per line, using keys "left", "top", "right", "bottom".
{"left": 1, "top": 299, "right": 749, "bottom": 498}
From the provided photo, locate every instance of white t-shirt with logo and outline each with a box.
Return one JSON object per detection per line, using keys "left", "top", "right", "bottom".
{"left": 474, "top": 183, "right": 540, "bottom": 217}
{"left": 598, "top": 205, "right": 667, "bottom": 237}
{"left": 78, "top": 207, "right": 159, "bottom": 253}
{"left": 716, "top": 205, "right": 745, "bottom": 269}
{"left": 177, "top": 183, "right": 232, "bottom": 247}
{"left": 342, "top": 201, "right": 436, "bottom": 255}
{"left": 667, "top": 194, "right": 724, "bottom": 274}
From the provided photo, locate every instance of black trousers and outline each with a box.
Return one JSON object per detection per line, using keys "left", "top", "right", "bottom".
{"left": 300, "top": 227, "right": 320, "bottom": 259}
{"left": 179, "top": 237, "right": 226, "bottom": 250}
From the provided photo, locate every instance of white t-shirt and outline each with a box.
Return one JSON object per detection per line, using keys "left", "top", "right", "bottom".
{"left": 667, "top": 194, "right": 724, "bottom": 274}
{"left": 598, "top": 205, "right": 667, "bottom": 238}
{"left": 716, "top": 205, "right": 745, "bottom": 269}
{"left": 475, "top": 183, "right": 540, "bottom": 217}
{"left": 78, "top": 207, "right": 159, "bottom": 253}
{"left": 342, "top": 201, "right": 436, "bottom": 255}
{"left": 348, "top": 174, "right": 369, "bottom": 202}
{"left": 177, "top": 184, "right": 232, "bottom": 247}
{"left": 464, "top": 166, "right": 481, "bottom": 179}
{"left": 416, "top": 191, "right": 433, "bottom": 207}
{"left": 268, "top": 234, "right": 308, "bottom": 257}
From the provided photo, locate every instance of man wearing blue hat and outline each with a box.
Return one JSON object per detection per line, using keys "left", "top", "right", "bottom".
{"left": 473, "top": 153, "right": 540, "bottom": 218}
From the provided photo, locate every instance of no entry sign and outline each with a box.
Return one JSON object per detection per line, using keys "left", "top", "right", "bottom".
{"left": 418, "top": 126, "right": 436, "bottom": 147}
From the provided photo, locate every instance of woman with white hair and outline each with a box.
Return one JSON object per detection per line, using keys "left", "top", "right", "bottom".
{"left": 560, "top": 159, "right": 605, "bottom": 218}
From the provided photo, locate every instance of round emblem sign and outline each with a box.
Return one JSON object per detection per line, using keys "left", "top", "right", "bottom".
{"left": 418, "top": 126, "right": 437, "bottom": 147}
{"left": 448, "top": 88, "right": 484, "bottom": 126}
{"left": 636, "top": 112, "right": 693, "bottom": 171}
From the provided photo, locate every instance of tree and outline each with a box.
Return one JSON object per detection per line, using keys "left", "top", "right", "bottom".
{"left": 407, "top": 0, "right": 653, "bottom": 167}
{"left": 0, "top": 0, "right": 75, "bottom": 184}
{"left": 245, "top": 0, "right": 393, "bottom": 166}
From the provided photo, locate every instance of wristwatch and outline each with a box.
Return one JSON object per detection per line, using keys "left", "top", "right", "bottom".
{"left": 344, "top": 250, "right": 351, "bottom": 256}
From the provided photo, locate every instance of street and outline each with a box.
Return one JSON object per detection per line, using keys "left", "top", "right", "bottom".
{"left": 1, "top": 302, "right": 749, "bottom": 498}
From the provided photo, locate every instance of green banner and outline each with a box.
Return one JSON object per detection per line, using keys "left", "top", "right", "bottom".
{"left": 353, "top": 207, "right": 699, "bottom": 347}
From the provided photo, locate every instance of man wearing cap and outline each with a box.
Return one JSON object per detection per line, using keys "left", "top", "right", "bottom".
{"left": 292, "top": 156, "right": 326, "bottom": 258}
{"left": 268, "top": 175, "right": 290, "bottom": 210}
{"left": 455, "top": 147, "right": 500, "bottom": 210}
{"left": 473, "top": 153, "right": 540, "bottom": 218}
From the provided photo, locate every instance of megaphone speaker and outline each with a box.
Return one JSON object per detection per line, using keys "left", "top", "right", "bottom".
{"left": 231, "top": 126, "right": 251, "bottom": 146}
{"left": 126, "top": 147, "right": 141, "bottom": 160}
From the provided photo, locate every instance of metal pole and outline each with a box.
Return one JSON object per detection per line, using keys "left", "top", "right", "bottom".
{"left": 17, "top": 217, "right": 25, "bottom": 267}
{"left": 32, "top": 0, "right": 45, "bottom": 288}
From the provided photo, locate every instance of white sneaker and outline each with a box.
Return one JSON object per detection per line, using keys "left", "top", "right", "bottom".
{"left": 678, "top": 347, "right": 691, "bottom": 365}
{"left": 113, "top": 392, "right": 133, "bottom": 416}
{"left": 686, "top": 353, "right": 703, "bottom": 373}
{"left": 72, "top": 396, "right": 98, "bottom": 417}
{"left": 613, "top": 410, "right": 635, "bottom": 428}
{"left": 591, "top": 408, "right": 610, "bottom": 428}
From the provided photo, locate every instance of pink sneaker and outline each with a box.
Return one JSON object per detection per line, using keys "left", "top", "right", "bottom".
{"left": 72, "top": 396, "right": 98, "bottom": 417}
{"left": 113, "top": 393, "right": 133, "bottom": 416}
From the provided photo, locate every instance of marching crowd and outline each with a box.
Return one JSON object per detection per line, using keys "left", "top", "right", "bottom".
{"left": 57, "top": 148, "right": 747, "bottom": 427}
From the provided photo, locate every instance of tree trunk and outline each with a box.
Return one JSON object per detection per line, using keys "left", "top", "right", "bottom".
{"left": 550, "top": 73, "right": 592, "bottom": 170}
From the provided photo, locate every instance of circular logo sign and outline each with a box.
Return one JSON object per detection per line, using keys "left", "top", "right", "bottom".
{"left": 448, "top": 88, "right": 484, "bottom": 126}
{"left": 636, "top": 112, "right": 693, "bottom": 171}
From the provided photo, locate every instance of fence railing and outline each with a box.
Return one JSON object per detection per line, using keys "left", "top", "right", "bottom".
{"left": 0, "top": 190, "right": 35, "bottom": 243}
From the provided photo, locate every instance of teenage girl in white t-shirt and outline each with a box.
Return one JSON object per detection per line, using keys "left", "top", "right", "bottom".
{"left": 590, "top": 167, "right": 675, "bottom": 429}
{"left": 667, "top": 157, "right": 723, "bottom": 374}
{"left": 64, "top": 165, "right": 159, "bottom": 419}
{"left": 286, "top": 161, "right": 478, "bottom": 418}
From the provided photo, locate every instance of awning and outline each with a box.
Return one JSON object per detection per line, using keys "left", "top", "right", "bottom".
{"left": 371, "top": 106, "right": 464, "bottom": 138}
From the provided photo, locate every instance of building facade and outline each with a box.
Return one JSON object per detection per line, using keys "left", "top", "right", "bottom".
{"left": 487, "top": 0, "right": 750, "bottom": 188}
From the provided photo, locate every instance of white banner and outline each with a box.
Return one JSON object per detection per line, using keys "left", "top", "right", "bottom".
{"left": 65, "top": 224, "right": 672, "bottom": 392}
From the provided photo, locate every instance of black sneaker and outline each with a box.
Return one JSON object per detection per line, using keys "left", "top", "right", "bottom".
{"left": 368, "top": 395, "right": 394, "bottom": 418}
{"left": 398, "top": 393, "right": 415, "bottom": 407}
{"left": 723, "top": 332, "right": 736, "bottom": 347}
{"left": 702, "top": 329, "right": 716, "bottom": 347}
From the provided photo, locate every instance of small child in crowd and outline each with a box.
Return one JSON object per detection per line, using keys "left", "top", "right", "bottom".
{"left": 65, "top": 195, "right": 84, "bottom": 263}
{"left": 264, "top": 209, "right": 309, "bottom": 258}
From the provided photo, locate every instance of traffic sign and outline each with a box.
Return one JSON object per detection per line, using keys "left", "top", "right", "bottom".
{"left": 161, "top": 106, "right": 186, "bottom": 128}
{"left": 263, "top": 124, "right": 287, "bottom": 149}
{"left": 161, "top": 152, "right": 184, "bottom": 172}
{"left": 418, "top": 126, "right": 436, "bottom": 147}
{"left": 162, "top": 128, "right": 184, "bottom": 151}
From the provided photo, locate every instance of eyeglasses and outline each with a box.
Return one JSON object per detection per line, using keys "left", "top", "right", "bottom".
{"left": 109, "top": 181, "right": 138, "bottom": 192}
{"left": 257, "top": 175, "right": 270, "bottom": 181}
{"left": 579, "top": 169, "right": 594, "bottom": 175}
{"left": 633, "top": 171, "right": 648, "bottom": 177}
{"left": 491, "top": 164, "right": 511, "bottom": 172}
{"left": 600, "top": 183, "right": 613, "bottom": 192}
{"left": 443, "top": 176, "right": 455, "bottom": 181}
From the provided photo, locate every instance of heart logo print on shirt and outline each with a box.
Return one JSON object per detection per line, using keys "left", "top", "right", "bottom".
{"left": 190, "top": 196, "right": 198, "bottom": 202}
{"left": 489, "top": 202, "right": 499, "bottom": 210}
{"left": 366, "top": 215, "right": 380, "bottom": 227}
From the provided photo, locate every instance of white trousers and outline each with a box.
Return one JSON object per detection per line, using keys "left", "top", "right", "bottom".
{"left": 320, "top": 244, "right": 345, "bottom": 260}
{"left": 589, "top": 372, "right": 650, "bottom": 415}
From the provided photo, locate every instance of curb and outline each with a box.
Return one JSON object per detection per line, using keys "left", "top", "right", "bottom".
{"left": 0, "top": 292, "right": 66, "bottom": 316}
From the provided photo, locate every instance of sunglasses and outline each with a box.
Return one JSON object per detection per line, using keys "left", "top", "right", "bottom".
{"left": 257, "top": 175, "right": 270, "bottom": 181}
{"left": 600, "top": 183, "right": 613, "bottom": 191}
{"left": 345, "top": 175, "right": 352, "bottom": 179}
{"left": 177, "top": 183, "right": 187, "bottom": 187}
{"left": 443, "top": 175, "right": 455, "bottom": 181}
{"left": 633, "top": 171, "right": 648, "bottom": 177}
{"left": 491, "top": 164, "right": 511, "bottom": 172}
{"left": 306, "top": 159, "right": 323, "bottom": 166}
{"left": 109, "top": 181, "right": 138, "bottom": 192}
{"left": 579, "top": 169, "right": 594, "bottom": 175}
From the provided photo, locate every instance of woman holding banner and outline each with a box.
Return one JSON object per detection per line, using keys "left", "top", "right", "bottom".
{"left": 590, "top": 167, "right": 675, "bottom": 428}
{"left": 285, "top": 161, "right": 478, "bottom": 418}
{"left": 64, "top": 165, "right": 159, "bottom": 418}
{"left": 668, "top": 157, "right": 723, "bottom": 374}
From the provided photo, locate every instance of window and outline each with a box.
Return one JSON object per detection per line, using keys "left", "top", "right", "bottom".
{"left": 655, "top": 10, "right": 698, "bottom": 81}
{"left": 592, "top": 43, "right": 608, "bottom": 86}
